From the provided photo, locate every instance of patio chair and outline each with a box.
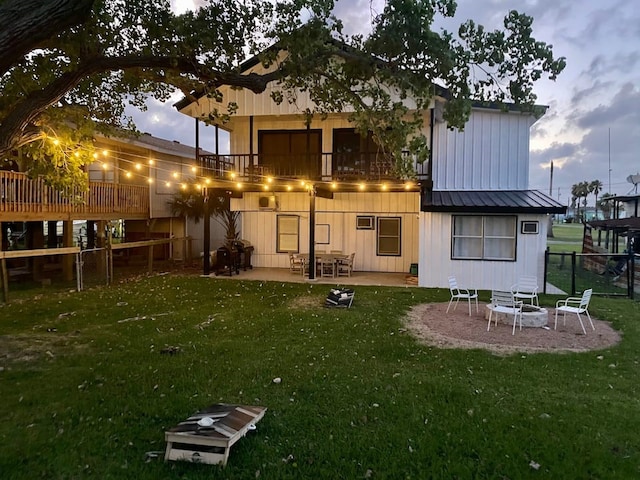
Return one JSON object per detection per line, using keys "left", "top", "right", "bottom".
{"left": 487, "top": 290, "right": 523, "bottom": 335}
{"left": 289, "top": 253, "right": 303, "bottom": 274}
{"left": 319, "top": 256, "right": 336, "bottom": 278}
{"left": 511, "top": 276, "right": 539, "bottom": 306}
{"left": 336, "top": 253, "right": 354, "bottom": 277}
{"left": 554, "top": 288, "right": 595, "bottom": 335}
{"left": 446, "top": 276, "right": 478, "bottom": 316}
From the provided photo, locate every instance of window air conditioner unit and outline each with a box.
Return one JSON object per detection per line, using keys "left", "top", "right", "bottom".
{"left": 259, "top": 195, "right": 279, "bottom": 211}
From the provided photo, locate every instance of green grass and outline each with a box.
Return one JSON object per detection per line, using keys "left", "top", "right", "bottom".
{"left": 549, "top": 222, "right": 585, "bottom": 244}
{"left": 1, "top": 275, "right": 640, "bottom": 479}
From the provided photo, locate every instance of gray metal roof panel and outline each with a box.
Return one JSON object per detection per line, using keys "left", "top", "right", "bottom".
{"left": 422, "top": 190, "right": 566, "bottom": 214}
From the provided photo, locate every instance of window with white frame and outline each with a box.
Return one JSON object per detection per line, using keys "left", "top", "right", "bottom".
{"left": 377, "top": 217, "right": 401, "bottom": 256}
{"left": 451, "top": 215, "right": 516, "bottom": 260}
{"left": 277, "top": 215, "right": 299, "bottom": 253}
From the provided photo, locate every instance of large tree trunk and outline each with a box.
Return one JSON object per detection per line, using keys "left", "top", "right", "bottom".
{"left": 0, "top": 0, "right": 95, "bottom": 75}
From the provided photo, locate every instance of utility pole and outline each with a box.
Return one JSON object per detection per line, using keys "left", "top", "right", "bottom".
{"left": 547, "top": 161, "right": 555, "bottom": 236}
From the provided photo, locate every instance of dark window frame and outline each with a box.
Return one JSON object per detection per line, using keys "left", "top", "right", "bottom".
{"left": 276, "top": 214, "right": 300, "bottom": 253}
{"left": 376, "top": 216, "right": 402, "bottom": 256}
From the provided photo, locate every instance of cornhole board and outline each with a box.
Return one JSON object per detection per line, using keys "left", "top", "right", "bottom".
{"left": 164, "top": 403, "right": 266, "bottom": 466}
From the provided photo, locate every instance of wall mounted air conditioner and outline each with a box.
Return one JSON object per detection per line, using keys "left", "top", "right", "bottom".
{"left": 259, "top": 195, "right": 279, "bottom": 211}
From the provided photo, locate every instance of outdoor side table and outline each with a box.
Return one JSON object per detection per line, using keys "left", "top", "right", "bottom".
{"left": 164, "top": 403, "right": 266, "bottom": 466}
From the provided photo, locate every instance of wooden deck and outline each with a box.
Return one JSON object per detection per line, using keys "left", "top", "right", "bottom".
{"left": 0, "top": 171, "right": 149, "bottom": 221}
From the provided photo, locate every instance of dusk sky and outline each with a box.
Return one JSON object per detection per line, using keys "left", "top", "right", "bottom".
{"left": 131, "top": 0, "right": 640, "bottom": 202}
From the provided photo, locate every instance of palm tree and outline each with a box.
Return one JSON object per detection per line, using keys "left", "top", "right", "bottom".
{"left": 168, "top": 185, "right": 240, "bottom": 246}
{"left": 589, "top": 180, "right": 603, "bottom": 219}
{"left": 570, "top": 182, "right": 588, "bottom": 221}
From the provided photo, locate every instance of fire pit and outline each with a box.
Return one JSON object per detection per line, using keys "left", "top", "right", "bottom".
{"left": 484, "top": 304, "right": 549, "bottom": 328}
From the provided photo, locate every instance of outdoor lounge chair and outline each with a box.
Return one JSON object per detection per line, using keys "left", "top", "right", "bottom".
{"left": 446, "top": 276, "right": 478, "bottom": 316}
{"left": 487, "top": 290, "right": 523, "bottom": 335}
{"left": 554, "top": 288, "right": 595, "bottom": 335}
{"left": 511, "top": 276, "right": 539, "bottom": 306}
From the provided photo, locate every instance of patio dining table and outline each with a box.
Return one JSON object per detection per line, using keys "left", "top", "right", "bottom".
{"left": 297, "top": 253, "right": 349, "bottom": 278}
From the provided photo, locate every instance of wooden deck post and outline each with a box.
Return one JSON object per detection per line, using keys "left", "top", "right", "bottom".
{"left": 96, "top": 220, "right": 106, "bottom": 278}
{"left": 1, "top": 258, "right": 8, "bottom": 303}
{"left": 62, "top": 221, "right": 74, "bottom": 282}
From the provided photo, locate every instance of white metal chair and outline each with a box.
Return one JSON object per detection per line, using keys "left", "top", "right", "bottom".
{"left": 511, "top": 276, "right": 539, "bottom": 306}
{"left": 487, "top": 290, "right": 523, "bottom": 335}
{"left": 446, "top": 276, "right": 478, "bottom": 316}
{"left": 554, "top": 288, "right": 595, "bottom": 335}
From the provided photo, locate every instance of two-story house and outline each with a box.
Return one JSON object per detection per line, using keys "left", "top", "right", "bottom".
{"left": 175, "top": 53, "right": 565, "bottom": 291}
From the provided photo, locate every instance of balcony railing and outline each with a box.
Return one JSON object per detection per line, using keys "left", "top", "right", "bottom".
{"left": 198, "top": 152, "right": 430, "bottom": 183}
{"left": 0, "top": 171, "right": 149, "bottom": 219}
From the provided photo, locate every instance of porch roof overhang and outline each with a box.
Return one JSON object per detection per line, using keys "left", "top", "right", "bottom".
{"left": 421, "top": 190, "right": 566, "bottom": 214}
{"left": 587, "top": 217, "right": 640, "bottom": 233}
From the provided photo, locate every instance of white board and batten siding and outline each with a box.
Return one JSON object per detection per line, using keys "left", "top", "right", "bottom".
{"left": 233, "top": 192, "right": 420, "bottom": 273}
{"left": 418, "top": 212, "right": 549, "bottom": 290}
{"left": 432, "top": 109, "right": 535, "bottom": 191}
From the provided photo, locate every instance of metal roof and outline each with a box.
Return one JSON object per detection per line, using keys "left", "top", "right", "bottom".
{"left": 422, "top": 190, "right": 566, "bottom": 214}
{"left": 588, "top": 217, "right": 640, "bottom": 232}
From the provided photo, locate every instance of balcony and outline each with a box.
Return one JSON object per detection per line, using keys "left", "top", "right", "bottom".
{"left": 0, "top": 171, "right": 149, "bottom": 221}
{"left": 198, "top": 152, "right": 430, "bottom": 185}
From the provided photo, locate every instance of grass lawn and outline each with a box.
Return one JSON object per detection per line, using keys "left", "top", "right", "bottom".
{"left": 547, "top": 223, "right": 584, "bottom": 253}
{"left": 1, "top": 274, "right": 640, "bottom": 479}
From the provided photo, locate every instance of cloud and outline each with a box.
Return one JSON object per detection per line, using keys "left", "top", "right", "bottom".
{"left": 571, "top": 82, "right": 640, "bottom": 130}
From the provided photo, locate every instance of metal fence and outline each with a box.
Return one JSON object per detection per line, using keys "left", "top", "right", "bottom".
{"left": 545, "top": 250, "right": 638, "bottom": 298}
{"left": 1, "top": 237, "right": 192, "bottom": 302}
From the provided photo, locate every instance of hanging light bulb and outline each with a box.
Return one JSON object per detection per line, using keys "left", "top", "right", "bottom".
{"left": 135, "top": 163, "right": 142, "bottom": 170}
{"left": 359, "top": 183, "right": 366, "bottom": 191}
{"left": 381, "top": 183, "right": 388, "bottom": 191}
{"left": 331, "top": 182, "right": 337, "bottom": 190}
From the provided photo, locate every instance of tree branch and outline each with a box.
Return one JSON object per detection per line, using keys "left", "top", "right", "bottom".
{"left": 0, "top": 0, "right": 95, "bottom": 75}
{"left": 0, "top": 54, "right": 285, "bottom": 153}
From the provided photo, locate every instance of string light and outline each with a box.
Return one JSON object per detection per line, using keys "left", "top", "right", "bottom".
{"left": 45, "top": 135, "right": 420, "bottom": 194}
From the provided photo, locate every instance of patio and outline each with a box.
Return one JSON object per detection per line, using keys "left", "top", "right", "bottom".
{"left": 202, "top": 267, "right": 413, "bottom": 287}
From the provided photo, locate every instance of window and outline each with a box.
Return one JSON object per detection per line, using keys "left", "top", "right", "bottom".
{"left": 377, "top": 217, "right": 401, "bottom": 256}
{"left": 277, "top": 215, "right": 299, "bottom": 253}
{"left": 452, "top": 215, "right": 516, "bottom": 260}
{"left": 521, "top": 221, "right": 539, "bottom": 234}
{"left": 356, "top": 216, "right": 374, "bottom": 230}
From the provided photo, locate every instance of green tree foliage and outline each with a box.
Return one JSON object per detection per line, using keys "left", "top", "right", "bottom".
{"left": 0, "top": 0, "right": 565, "bottom": 190}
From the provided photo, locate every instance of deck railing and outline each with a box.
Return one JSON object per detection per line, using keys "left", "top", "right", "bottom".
{"left": 198, "top": 152, "right": 430, "bottom": 183}
{"left": 0, "top": 171, "right": 149, "bottom": 218}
